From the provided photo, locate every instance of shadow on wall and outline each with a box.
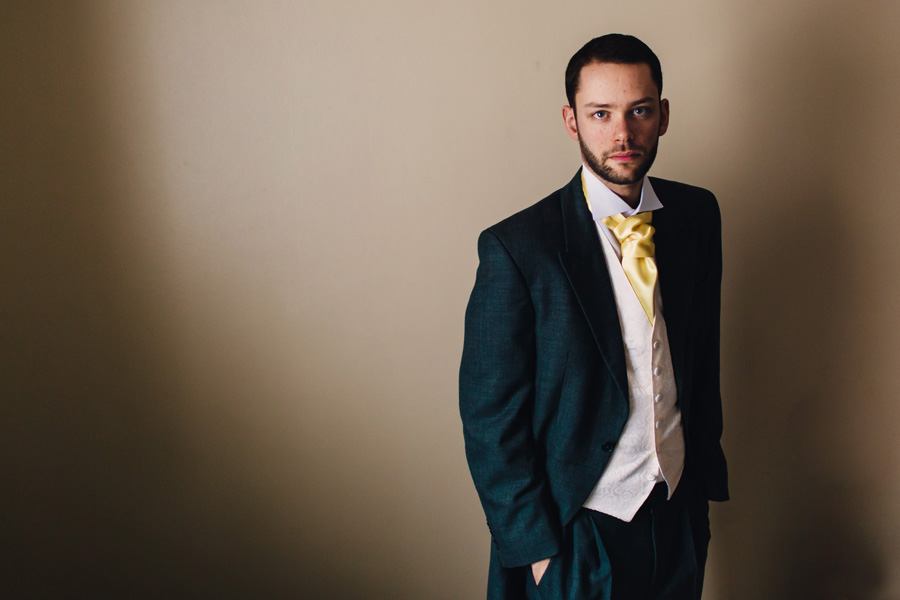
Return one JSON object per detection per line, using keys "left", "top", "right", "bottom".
{"left": 2, "top": 3, "right": 183, "bottom": 593}
{"left": 715, "top": 8, "right": 894, "bottom": 600}
{"left": 0, "top": 5, "right": 354, "bottom": 597}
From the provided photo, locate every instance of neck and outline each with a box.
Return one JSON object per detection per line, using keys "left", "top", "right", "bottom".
{"left": 605, "top": 180, "right": 642, "bottom": 209}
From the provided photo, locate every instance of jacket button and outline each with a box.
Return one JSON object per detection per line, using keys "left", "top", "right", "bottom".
{"left": 601, "top": 442, "right": 615, "bottom": 453}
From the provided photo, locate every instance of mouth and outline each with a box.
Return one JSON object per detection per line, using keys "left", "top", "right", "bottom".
{"left": 609, "top": 151, "right": 642, "bottom": 162}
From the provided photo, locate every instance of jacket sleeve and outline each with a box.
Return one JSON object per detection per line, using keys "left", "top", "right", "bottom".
{"left": 459, "top": 229, "right": 561, "bottom": 568}
{"left": 687, "top": 192, "right": 729, "bottom": 501}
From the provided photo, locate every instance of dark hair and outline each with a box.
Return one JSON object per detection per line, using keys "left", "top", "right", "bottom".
{"left": 565, "top": 34, "right": 663, "bottom": 109}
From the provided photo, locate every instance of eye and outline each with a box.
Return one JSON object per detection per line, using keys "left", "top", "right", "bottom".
{"left": 633, "top": 107, "right": 647, "bottom": 116}
{"left": 592, "top": 110, "right": 609, "bottom": 119}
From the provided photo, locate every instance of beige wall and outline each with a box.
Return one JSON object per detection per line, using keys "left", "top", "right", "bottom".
{"left": 3, "top": 1, "right": 900, "bottom": 597}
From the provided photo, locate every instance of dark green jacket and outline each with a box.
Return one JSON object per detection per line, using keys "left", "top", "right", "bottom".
{"left": 459, "top": 170, "right": 728, "bottom": 595}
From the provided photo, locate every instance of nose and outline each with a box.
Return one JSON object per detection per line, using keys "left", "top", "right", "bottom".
{"left": 613, "top": 115, "right": 634, "bottom": 145}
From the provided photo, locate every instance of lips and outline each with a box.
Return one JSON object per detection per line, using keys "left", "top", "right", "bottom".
{"left": 609, "top": 152, "right": 641, "bottom": 161}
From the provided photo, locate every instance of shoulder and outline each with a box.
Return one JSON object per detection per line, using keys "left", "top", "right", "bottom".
{"left": 650, "top": 176, "right": 720, "bottom": 225}
{"left": 650, "top": 176, "right": 718, "bottom": 208}
{"left": 478, "top": 184, "right": 567, "bottom": 255}
{"left": 489, "top": 187, "right": 563, "bottom": 235}
{"left": 650, "top": 176, "right": 717, "bottom": 205}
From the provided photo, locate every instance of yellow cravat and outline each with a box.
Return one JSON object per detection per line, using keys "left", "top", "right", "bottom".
{"left": 581, "top": 174, "right": 658, "bottom": 323}
{"left": 601, "top": 212, "right": 657, "bottom": 323}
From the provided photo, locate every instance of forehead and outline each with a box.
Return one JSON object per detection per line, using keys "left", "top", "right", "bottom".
{"left": 575, "top": 62, "right": 658, "bottom": 105}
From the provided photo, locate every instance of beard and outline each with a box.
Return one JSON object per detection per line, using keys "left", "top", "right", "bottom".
{"left": 579, "top": 135, "right": 659, "bottom": 186}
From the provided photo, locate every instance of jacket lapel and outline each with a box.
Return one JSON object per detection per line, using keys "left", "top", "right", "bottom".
{"left": 650, "top": 180, "right": 698, "bottom": 402}
{"left": 557, "top": 171, "right": 629, "bottom": 402}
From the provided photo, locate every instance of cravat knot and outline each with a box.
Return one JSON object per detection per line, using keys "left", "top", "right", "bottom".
{"left": 602, "top": 213, "right": 656, "bottom": 259}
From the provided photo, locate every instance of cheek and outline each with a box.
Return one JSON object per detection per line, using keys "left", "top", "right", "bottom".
{"left": 638, "top": 121, "right": 661, "bottom": 139}
{"left": 581, "top": 126, "right": 611, "bottom": 145}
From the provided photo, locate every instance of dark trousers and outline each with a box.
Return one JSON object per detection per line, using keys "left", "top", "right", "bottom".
{"left": 516, "top": 481, "right": 710, "bottom": 600}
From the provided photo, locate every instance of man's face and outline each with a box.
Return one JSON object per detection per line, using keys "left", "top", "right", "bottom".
{"left": 562, "top": 61, "right": 669, "bottom": 197}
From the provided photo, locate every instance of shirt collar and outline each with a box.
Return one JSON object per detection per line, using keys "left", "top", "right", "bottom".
{"left": 581, "top": 165, "right": 663, "bottom": 222}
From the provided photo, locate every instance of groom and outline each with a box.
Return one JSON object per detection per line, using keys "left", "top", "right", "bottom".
{"left": 459, "top": 34, "right": 728, "bottom": 599}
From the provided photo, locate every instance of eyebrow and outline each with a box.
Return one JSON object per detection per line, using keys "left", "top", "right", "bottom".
{"left": 583, "top": 96, "right": 655, "bottom": 109}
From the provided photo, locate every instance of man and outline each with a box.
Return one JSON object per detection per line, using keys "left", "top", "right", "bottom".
{"left": 459, "top": 34, "right": 728, "bottom": 600}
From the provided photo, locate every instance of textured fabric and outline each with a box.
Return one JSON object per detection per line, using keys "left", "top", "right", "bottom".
{"left": 460, "top": 170, "right": 728, "bottom": 594}
{"left": 581, "top": 231, "right": 684, "bottom": 521}
{"left": 516, "top": 482, "right": 709, "bottom": 600}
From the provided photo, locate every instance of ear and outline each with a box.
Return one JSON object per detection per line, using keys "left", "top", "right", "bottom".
{"left": 562, "top": 105, "right": 579, "bottom": 141}
{"left": 658, "top": 98, "right": 670, "bottom": 136}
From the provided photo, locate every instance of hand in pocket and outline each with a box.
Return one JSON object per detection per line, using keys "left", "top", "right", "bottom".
{"left": 531, "top": 557, "right": 551, "bottom": 586}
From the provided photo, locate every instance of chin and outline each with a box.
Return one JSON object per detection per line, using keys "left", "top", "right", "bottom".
{"left": 604, "top": 167, "right": 643, "bottom": 186}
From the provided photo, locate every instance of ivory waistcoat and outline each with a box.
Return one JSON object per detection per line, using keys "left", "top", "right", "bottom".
{"left": 581, "top": 227, "right": 685, "bottom": 522}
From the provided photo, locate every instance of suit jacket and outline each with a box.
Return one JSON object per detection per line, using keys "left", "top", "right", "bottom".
{"left": 459, "top": 170, "right": 728, "bottom": 593}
